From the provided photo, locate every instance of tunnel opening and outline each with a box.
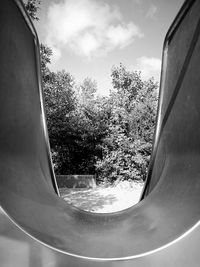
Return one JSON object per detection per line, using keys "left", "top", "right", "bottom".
{"left": 37, "top": 1, "right": 161, "bottom": 213}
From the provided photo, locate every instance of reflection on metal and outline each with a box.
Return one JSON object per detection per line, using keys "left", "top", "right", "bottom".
{"left": 0, "top": 0, "right": 200, "bottom": 266}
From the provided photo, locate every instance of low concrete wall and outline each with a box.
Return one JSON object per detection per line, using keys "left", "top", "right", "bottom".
{"left": 56, "top": 175, "right": 96, "bottom": 189}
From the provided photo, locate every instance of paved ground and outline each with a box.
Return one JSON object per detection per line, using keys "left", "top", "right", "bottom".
{"left": 60, "top": 181, "right": 144, "bottom": 213}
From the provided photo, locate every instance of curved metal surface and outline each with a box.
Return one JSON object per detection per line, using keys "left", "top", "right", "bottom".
{"left": 0, "top": 0, "right": 200, "bottom": 266}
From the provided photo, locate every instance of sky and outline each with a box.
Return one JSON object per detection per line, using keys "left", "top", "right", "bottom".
{"left": 34, "top": 0, "right": 185, "bottom": 95}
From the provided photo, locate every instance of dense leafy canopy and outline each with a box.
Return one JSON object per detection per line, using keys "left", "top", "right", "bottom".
{"left": 95, "top": 65, "right": 158, "bottom": 183}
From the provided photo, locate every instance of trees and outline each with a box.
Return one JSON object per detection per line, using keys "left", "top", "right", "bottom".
{"left": 43, "top": 70, "right": 77, "bottom": 173}
{"left": 42, "top": 63, "right": 158, "bottom": 183}
{"left": 63, "top": 79, "right": 109, "bottom": 176}
{"left": 111, "top": 63, "right": 143, "bottom": 108}
{"left": 43, "top": 73, "right": 108, "bottom": 176}
{"left": 95, "top": 64, "right": 158, "bottom": 184}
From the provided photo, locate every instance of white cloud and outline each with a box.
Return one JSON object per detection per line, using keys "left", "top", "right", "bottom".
{"left": 45, "top": 0, "right": 143, "bottom": 60}
{"left": 146, "top": 4, "right": 158, "bottom": 19}
{"left": 73, "top": 33, "right": 101, "bottom": 57}
{"left": 107, "top": 23, "right": 143, "bottom": 48}
{"left": 134, "top": 56, "right": 161, "bottom": 81}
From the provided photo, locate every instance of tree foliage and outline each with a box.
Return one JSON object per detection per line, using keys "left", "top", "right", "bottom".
{"left": 23, "top": 0, "right": 41, "bottom": 21}
{"left": 95, "top": 64, "right": 158, "bottom": 183}
{"left": 43, "top": 70, "right": 77, "bottom": 173}
{"left": 40, "top": 56, "right": 158, "bottom": 182}
{"left": 77, "top": 77, "right": 97, "bottom": 106}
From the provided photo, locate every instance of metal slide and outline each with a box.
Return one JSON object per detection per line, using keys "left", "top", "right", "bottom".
{"left": 0, "top": 0, "right": 200, "bottom": 266}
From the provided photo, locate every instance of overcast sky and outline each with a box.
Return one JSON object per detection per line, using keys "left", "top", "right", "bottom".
{"left": 34, "top": 0, "right": 185, "bottom": 95}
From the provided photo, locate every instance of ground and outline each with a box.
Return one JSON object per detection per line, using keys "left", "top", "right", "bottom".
{"left": 60, "top": 181, "right": 144, "bottom": 213}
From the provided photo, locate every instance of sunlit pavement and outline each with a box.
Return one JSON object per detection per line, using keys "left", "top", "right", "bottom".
{"left": 60, "top": 182, "right": 144, "bottom": 213}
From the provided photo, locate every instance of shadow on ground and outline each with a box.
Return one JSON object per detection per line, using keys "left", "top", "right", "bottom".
{"left": 60, "top": 188, "right": 118, "bottom": 212}
{"left": 59, "top": 183, "right": 143, "bottom": 213}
